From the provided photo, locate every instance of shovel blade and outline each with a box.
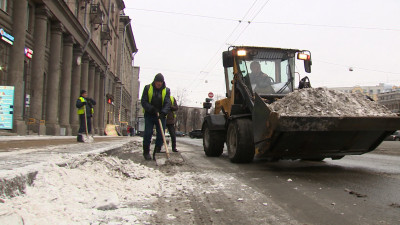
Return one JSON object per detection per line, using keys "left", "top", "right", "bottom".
{"left": 83, "top": 135, "right": 94, "bottom": 143}
{"left": 154, "top": 152, "right": 184, "bottom": 166}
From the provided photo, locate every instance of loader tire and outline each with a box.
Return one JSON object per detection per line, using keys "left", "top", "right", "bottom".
{"left": 203, "top": 123, "right": 225, "bottom": 157}
{"left": 227, "top": 118, "right": 255, "bottom": 163}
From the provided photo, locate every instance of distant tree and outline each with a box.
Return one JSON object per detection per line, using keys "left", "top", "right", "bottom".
{"left": 173, "top": 88, "right": 188, "bottom": 107}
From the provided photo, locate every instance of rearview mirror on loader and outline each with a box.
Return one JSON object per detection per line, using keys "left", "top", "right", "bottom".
{"left": 297, "top": 51, "right": 312, "bottom": 73}
{"left": 222, "top": 51, "right": 234, "bottom": 68}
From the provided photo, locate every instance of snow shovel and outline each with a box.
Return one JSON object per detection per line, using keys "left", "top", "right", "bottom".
{"left": 154, "top": 113, "right": 184, "bottom": 166}
{"left": 83, "top": 104, "right": 94, "bottom": 143}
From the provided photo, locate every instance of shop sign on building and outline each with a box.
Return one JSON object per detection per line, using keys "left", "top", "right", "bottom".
{"left": 25, "top": 47, "right": 33, "bottom": 59}
{"left": 0, "top": 28, "right": 14, "bottom": 45}
{"left": 0, "top": 86, "right": 14, "bottom": 129}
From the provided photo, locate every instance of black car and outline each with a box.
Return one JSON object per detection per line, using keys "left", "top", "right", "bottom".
{"left": 189, "top": 129, "right": 203, "bottom": 138}
{"left": 385, "top": 130, "right": 400, "bottom": 141}
{"left": 176, "top": 131, "right": 186, "bottom": 137}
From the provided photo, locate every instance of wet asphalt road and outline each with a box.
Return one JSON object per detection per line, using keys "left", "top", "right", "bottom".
{"left": 177, "top": 137, "right": 400, "bottom": 224}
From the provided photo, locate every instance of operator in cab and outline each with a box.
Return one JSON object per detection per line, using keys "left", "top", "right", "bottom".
{"left": 249, "top": 61, "right": 275, "bottom": 94}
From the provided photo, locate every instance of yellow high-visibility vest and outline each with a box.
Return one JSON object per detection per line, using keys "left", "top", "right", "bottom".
{"left": 77, "top": 97, "right": 94, "bottom": 115}
{"left": 170, "top": 96, "right": 176, "bottom": 118}
{"left": 143, "top": 85, "right": 166, "bottom": 113}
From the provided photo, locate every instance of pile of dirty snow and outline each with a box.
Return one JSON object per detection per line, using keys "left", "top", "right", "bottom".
{"left": 0, "top": 153, "right": 197, "bottom": 224}
{"left": 270, "top": 88, "right": 396, "bottom": 117}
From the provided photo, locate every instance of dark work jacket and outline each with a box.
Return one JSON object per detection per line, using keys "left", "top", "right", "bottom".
{"left": 141, "top": 82, "right": 171, "bottom": 116}
{"left": 76, "top": 97, "right": 96, "bottom": 117}
{"left": 166, "top": 97, "right": 178, "bottom": 125}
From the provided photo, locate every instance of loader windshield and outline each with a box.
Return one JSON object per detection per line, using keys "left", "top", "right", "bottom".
{"left": 238, "top": 53, "right": 295, "bottom": 95}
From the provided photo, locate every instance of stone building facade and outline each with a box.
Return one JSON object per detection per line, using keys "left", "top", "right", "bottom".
{"left": 0, "top": 0, "right": 138, "bottom": 135}
{"left": 377, "top": 90, "right": 400, "bottom": 114}
{"left": 328, "top": 83, "right": 399, "bottom": 101}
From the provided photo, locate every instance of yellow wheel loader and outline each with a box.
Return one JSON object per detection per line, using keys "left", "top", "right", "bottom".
{"left": 202, "top": 46, "right": 400, "bottom": 163}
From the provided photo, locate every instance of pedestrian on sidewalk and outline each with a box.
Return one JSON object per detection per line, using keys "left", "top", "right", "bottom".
{"left": 141, "top": 73, "right": 171, "bottom": 160}
{"left": 76, "top": 90, "right": 96, "bottom": 142}
{"left": 166, "top": 95, "right": 179, "bottom": 152}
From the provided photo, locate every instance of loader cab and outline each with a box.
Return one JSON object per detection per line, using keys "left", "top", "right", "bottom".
{"left": 223, "top": 47, "right": 311, "bottom": 98}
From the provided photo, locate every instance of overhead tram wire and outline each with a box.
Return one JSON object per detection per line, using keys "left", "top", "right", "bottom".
{"left": 191, "top": 0, "right": 272, "bottom": 95}
{"left": 125, "top": 7, "right": 239, "bottom": 22}
{"left": 251, "top": 21, "right": 400, "bottom": 32}
{"left": 126, "top": 7, "right": 400, "bottom": 32}
{"left": 185, "top": 0, "right": 261, "bottom": 91}
{"left": 315, "top": 59, "right": 400, "bottom": 75}
{"left": 199, "top": 0, "right": 272, "bottom": 81}
{"left": 199, "top": 0, "right": 259, "bottom": 72}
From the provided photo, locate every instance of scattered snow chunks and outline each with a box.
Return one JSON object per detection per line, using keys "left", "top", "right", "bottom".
{"left": 94, "top": 192, "right": 120, "bottom": 211}
{"left": 287, "top": 178, "right": 293, "bottom": 182}
{"left": 269, "top": 88, "right": 396, "bottom": 117}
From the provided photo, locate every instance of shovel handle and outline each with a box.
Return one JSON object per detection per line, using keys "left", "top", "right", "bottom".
{"left": 157, "top": 113, "right": 170, "bottom": 159}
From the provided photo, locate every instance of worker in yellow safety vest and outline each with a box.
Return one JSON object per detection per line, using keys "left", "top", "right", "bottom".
{"left": 166, "top": 95, "right": 179, "bottom": 152}
{"left": 141, "top": 73, "right": 171, "bottom": 160}
{"left": 76, "top": 90, "right": 96, "bottom": 142}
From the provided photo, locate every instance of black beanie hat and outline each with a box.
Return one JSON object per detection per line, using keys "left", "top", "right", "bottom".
{"left": 154, "top": 73, "right": 164, "bottom": 82}
{"left": 80, "top": 90, "right": 87, "bottom": 95}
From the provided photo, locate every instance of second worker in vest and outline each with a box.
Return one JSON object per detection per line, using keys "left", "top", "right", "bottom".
{"left": 141, "top": 73, "right": 171, "bottom": 160}
{"left": 76, "top": 90, "right": 96, "bottom": 142}
{"left": 166, "top": 95, "right": 179, "bottom": 152}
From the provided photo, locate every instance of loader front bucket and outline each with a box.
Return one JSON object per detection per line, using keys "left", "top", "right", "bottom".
{"left": 252, "top": 93, "right": 400, "bottom": 160}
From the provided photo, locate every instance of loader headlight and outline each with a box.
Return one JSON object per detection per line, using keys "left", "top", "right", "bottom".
{"left": 237, "top": 49, "right": 247, "bottom": 56}
{"left": 297, "top": 52, "right": 310, "bottom": 60}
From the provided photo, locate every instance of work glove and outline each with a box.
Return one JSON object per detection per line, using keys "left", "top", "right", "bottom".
{"left": 158, "top": 112, "right": 166, "bottom": 119}
{"left": 148, "top": 106, "right": 158, "bottom": 114}
{"left": 82, "top": 101, "right": 87, "bottom": 105}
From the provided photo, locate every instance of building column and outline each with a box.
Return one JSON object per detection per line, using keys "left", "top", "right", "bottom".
{"left": 88, "top": 61, "right": 95, "bottom": 99}
{"left": 93, "top": 66, "right": 101, "bottom": 134}
{"left": 59, "top": 34, "right": 74, "bottom": 136}
{"left": 30, "top": 5, "right": 51, "bottom": 135}
{"left": 98, "top": 72, "right": 105, "bottom": 135}
{"left": 45, "top": 22, "right": 63, "bottom": 135}
{"left": 8, "top": 0, "right": 28, "bottom": 135}
{"left": 80, "top": 53, "right": 89, "bottom": 93}
{"left": 70, "top": 46, "right": 82, "bottom": 135}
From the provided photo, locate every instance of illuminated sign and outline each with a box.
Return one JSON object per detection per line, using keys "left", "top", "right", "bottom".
{"left": 0, "top": 86, "right": 14, "bottom": 130}
{"left": 0, "top": 28, "right": 14, "bottom": 45}
{"left": 25, "top": 47, "right": 33, "bottom": 59}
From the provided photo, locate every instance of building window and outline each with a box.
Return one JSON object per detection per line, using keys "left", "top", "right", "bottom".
{"left": 26, "top": 4, "right": 33, "bottom": 32}
{"left": 0, "top": 42, "right": 9, "bottom": 85}
{"left": 0, "top": 0, "right": 7, "bottom": 12}
{"left": 75, "top": 0, "right": 79, "bottom": 17}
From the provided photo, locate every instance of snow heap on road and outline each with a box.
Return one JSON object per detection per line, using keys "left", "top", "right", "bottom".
{"left": 0, "top": 153, "right": 195, "bottom": 224}
{"left": 269, "top": 88, "right": 396, "bottom": 117}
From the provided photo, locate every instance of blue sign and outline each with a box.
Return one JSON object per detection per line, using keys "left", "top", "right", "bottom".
{"left": 0, "top": 86, "right": 14, "bottom": 129}
{"left": 0, "top": 28, "right": 14, "bottom": 45}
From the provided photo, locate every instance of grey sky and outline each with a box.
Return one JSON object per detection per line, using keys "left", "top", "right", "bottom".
{"left": 124, "top": 0, "right": 400, "bottom": 107}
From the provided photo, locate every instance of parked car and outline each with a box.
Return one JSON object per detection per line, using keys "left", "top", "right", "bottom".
{"left": 189, "top": 129, "right": 203, "bottom": 138}
{"left": 176, "top": 131, "right": 186, "bottom": 137}
{"left": 385, "top": 130, "right": 400, "bottom": 141}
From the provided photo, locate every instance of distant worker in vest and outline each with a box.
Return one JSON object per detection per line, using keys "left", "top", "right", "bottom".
{"left": 76, "top": 90, "right": 96, "bottom": 142}
{"left": 166, "top": 95, "right": 179, "bottom": 152}
{"left": 141, "top": 73, "right": 171, "bottom": 160}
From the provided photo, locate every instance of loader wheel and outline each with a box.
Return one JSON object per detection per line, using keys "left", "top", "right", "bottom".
{"left": 203, "top": 123, "right": 225, "bottom": 157}
{"left": 227, "top": 118, "right": 255, "bottom": 163}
